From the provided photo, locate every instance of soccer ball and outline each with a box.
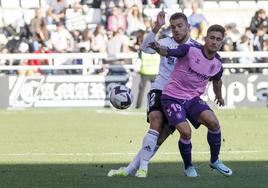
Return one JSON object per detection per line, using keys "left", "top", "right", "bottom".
{"left": 109, "top": 85, "right": 133, "bottom": 109}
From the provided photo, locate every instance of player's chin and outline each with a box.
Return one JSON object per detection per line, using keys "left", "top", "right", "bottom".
{"left": 174, "top": 35, "right": 184, "bottom": 42}
{"left": 209, "top": 46, "right": 219, "bottom": 53}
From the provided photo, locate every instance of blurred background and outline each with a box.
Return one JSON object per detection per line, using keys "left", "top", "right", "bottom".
{"left": 0, "top": 0, "right": 267, "bottom": 109}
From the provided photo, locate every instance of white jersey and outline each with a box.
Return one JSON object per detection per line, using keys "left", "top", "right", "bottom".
{"left": 140, "top": 31, "right": 199, "bottom": 90}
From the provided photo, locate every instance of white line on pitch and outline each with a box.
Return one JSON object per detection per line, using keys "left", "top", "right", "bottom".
{"left": 96, "top": 110, "right": 145, "bottom": 116}
{"left": 0, "top": 150, "right": 267, "bottom": 156}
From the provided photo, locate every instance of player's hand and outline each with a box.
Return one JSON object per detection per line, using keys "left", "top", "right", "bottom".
{"left": 148, "top": 41, "right": 160, "bottom": 51}
{"left": 214, "top": 97, "right": 225, "bottom": 107}
{"left": 156, "top": 9, "right": 166, "bottom": 27}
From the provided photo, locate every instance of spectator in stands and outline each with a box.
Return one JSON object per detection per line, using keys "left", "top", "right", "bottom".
{"left": 124, "top": 0, "right": 143, "bottom": 10}
{"left": 180, "top": 0, "right": 203, "bottom": 9}
{"left": 126, "top": 5, "right": 146, "bottom": 36}
{"left": 50, "top": 22, "right": 74, "bottom": 52}
{"left": 80, "top": 0, "right": 101, "bottom": 8}
{"left": 253, "top": 25, "right": 268, "bottom": 52}
{"left": 29, "top": 8, "right": 50, "bottom": 51}
{"left": 222, "top": 23, "right": 241, "bottom": 51}
{"left": 107, "top": 6, "right": 127, "bottom": 32}
{"left": 253, "top": 25, "right": 268, "bottom": 70}
{"left": 65, "top": 1, "right": 87, "bottom": 31}
{"left": 244, "top": 27, "right": 254, "bottom": 48}
{"left": 249, "top": 9, "right": 268, "bottom": 34}
{"left": 143, "top": 16, "right": 154, "bottom": 33}
{"left": 106, "top": 28, "right": 130, "bottom": 64}
{"left": 129, "top": 30, "right": 146, "bottom": 52}
{"left": 16, "top": 42, "right": 30, "bottom": 75}
{"left": 187, "top": 2, "right": 208, "bottom": 41}
{"left": 77, "top": 28, "right": 94, "bottom": 52}
{"left": 27, "top": 42, "right": 53, "bottom": 75}
{"left": 47, "top": 0, "right": 68, "bottom": 24}
{"left": 101, "top": 28, "right": 130, "bottom": 75}
{"left": 236, "top": 34, "right": 255, "bottom": 69}
{"left": 91, "top": 25, "right": 108, "bottom": 53}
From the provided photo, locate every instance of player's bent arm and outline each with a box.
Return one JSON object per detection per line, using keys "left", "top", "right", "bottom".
{"left": 165, "top": 44, "right": 190, "bottom": 57}
{"left": 141, "top": 17, "right": 164, "bottom": 54}
{"left": 141, "top": 31, "right": 158, "bottom": 54}
{"left": 148, "top": 42, "right": 168, "bottom": 56}
{"left": 212, "top": 79, "right": 225, "bottom": 106}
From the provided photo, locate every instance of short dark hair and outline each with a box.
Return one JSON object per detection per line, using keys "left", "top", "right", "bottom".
{"left": 207, "top": 24, "right": 225, "bottom": 37}
{"left": 169, "top": 12, "right": 188, "bottom": 23}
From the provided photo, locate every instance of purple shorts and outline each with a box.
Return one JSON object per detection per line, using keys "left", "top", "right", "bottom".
{"left": 161, "top": 94, "right": 212, "bottom": 129}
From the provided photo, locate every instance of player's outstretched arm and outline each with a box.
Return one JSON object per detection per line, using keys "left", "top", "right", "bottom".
{"left": 148, "top": 42, "right": 168, "bottom": 56}
{"left": 140, "top": 9, "right": 166, "bottom": 54}
{"left": 212, "top": 79, "right": 225, "bottom": 106}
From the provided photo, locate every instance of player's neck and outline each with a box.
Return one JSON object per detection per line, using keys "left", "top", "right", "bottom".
{"left": 174, "top": 35, "right": 189, "bottom": 44}
{"left": 202, "top": 47, "right": 216, "bottom": 60}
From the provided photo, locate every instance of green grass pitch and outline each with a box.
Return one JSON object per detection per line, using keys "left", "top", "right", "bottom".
{"left": 0, "top": 108, "right": 267, "bottom": 188}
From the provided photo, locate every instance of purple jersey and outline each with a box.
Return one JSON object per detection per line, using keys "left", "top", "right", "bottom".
{"left": 163, "top": 44, "right": 223, "bottom": 100}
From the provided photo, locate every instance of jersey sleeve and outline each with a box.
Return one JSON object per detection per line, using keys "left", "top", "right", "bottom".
{"left": 140, "top": 31, "right": 158, "bottom": 54}
{"left": 167, "top": 44, "right": 190, "bottom": 58}
{"left": 210, "top": 66, "right": 223, "bottom": 81}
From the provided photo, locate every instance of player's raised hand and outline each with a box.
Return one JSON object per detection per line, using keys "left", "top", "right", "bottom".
{"left": 148, "top": 41, "right": 160, "bottom": 51}
{"left": 156, "top": 8, "right": 166, "bottom": 27}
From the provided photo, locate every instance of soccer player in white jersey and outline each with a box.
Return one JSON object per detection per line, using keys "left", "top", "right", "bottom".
{"left": 107, "top": 11, "right": 200, "bottom": 178}
{"left": 148, "top": 24, "right": 233, "bottom": 177}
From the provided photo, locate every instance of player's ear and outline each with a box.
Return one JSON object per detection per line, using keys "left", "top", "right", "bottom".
{"left": 187, "top": 23, "right": 190, "bottom": 29}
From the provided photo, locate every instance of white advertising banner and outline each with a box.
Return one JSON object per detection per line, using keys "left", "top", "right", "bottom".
{"left": 203, "top": 74, "right": 268, "bottom": 108}
{"left": 0, "top": 74, "right": 267, "bottom": 108}
{"left": 7, "top": 75, "right": 133, "bottom": 108}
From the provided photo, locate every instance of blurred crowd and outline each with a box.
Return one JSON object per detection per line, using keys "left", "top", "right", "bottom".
{"left": 0, "top": 0, "right": 268, "bottom": 75}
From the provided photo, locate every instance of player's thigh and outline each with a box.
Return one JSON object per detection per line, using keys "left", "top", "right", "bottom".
{"left": 148, "top": 110, "right": 164, "bottom": 131}
{"left": 185, "top": 97, "right": 211, "bottom": 129}
{"left": 198, "top": 110, "right": 220, "bottom": 130}
{"left": 161, "top": 97, "right": 190, "bottom": 137}
{"left": 147, "top": 90, "right": 165, "bottom": 132}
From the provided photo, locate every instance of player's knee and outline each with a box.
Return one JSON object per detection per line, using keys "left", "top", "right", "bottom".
{"left": 180, "top": 129, "right": 191, "bottom": 140}
{"left": 208, "top": 119, "right": 220, "bottom": 130}
{"left": 149, "top": 112, "right": 163, "bottom": 132}
{"left": 178, "top": 126, "right": 191, "bottom": 139}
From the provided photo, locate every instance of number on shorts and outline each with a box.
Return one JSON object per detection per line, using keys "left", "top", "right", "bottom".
{"left": 166, "top": 103, "right": 181, "bottom": 117}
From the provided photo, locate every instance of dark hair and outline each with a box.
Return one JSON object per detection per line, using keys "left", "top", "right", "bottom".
{"left": 169, "top": 12, "right": 188, "bottom": 23}
{"left": 207, "top": 24, "right": 225, "bottom": 37}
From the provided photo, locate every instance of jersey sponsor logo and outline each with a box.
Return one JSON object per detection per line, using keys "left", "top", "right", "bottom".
{"left": 188, "top": 67, "right": 210, "bottom": 81}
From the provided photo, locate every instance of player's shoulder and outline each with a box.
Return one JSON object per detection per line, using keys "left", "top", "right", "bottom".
{"left": 188, "top": 38, "right": 202, "bottom": 46}
{"left": 214, "top": 53, "right": 222, "bottom": 63}
{"left": 158, "top": 36, "right": 175, "bottom": 46}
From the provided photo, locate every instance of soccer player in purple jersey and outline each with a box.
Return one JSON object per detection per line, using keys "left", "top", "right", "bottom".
{"left": 149, "top": 24, "right": 233, "bottom": 177}
{"left": 108, "top": 11, "right": 200, "bottom": 178}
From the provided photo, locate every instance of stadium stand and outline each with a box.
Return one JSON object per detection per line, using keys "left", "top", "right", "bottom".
{"left": 0, "top": 0, "right": 267, "bottom": 76}
{"left": 20, "top": 0, "right": 40, "bottom": 8}
{"left": 1, "top": 0, "right": 20, "bottom": 9}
